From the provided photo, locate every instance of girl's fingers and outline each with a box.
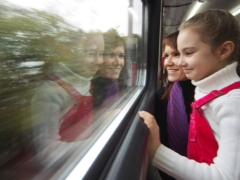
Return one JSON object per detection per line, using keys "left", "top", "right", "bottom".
{"left": 138, "top": 111, "right": 153, "bottom": 118}
{"left": 138, "top": 111, "right": 156, "bottom": 128}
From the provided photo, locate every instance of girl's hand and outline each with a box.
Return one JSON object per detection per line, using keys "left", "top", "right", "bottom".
{"left": 138, "top": 111, "right": 161, "bottom": 157}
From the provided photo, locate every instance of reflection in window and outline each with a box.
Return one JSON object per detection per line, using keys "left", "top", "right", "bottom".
{"left": 0, "top": 0, "right": 143, "bottom": 179}
{"left": 92, "top": 29, "right": 127, "bottom": 109}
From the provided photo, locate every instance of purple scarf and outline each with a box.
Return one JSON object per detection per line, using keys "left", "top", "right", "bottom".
{"left": 101, "top": 80, "right": 119, "bottom": 108}
{"left": 167, "top": 82, "right": 189, "bottom": 156}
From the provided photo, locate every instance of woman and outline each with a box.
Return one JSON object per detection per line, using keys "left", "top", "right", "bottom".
{"left": 92, "top": 28, "right": 126, "bottom": 109}
{"left": 154, "top": 31, "right": 195, "bottom": 180}
{"left": 140, "top": 9, "right": 240, "bottom": 180}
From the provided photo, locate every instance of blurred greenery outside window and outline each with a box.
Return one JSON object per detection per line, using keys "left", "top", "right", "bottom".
{"left": 0, "top": 0, "right": 143, "bottom": 178}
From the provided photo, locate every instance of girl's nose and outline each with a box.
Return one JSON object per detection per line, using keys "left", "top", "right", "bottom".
{"left": 177, "top": 55, "right": 186, "bottom": 67}
{"left": 95, "top": 54, "right": 103, "bottom": 65}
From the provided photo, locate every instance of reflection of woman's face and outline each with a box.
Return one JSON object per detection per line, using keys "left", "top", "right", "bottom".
{"left": 68, "top": 34, "right": 104, "bottom": 78}
{"left": 163, "top": 45, "right": 187, "bottom": 82}
{"left": 99, "top": 45, "right": 125, "bottom": 80}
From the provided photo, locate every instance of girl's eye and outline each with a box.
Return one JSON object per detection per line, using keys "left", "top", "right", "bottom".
{"left": 186, "top": 52, "right": 193, "bottom": 55}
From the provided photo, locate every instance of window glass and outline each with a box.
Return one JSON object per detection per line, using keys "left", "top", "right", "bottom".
{"left": 0, "top": 0, "right": 144, "bottom": 179}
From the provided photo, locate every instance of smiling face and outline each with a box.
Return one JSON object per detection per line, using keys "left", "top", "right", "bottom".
{"left": 68, "top": 33, "right": 104, "bottom": 78}
{"left": 177, "top": 28, "right": 226, "bottom": 81}
{"left": 163, "top": 45, "right": 188, "bottom": 82}
{"left": 82, "top": 34, "right": 105, "bottom": 77}
{"left": 99, "top": 45, "right": 125, "bottom": 80}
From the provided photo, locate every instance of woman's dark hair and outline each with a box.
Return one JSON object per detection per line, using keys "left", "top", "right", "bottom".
{"left": 103, "top": 29, "right": 125, "bottom": 53}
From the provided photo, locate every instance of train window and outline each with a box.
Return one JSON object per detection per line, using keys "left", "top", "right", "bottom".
{"left": 0, "top": 0, "right": 144, "bottom": 179}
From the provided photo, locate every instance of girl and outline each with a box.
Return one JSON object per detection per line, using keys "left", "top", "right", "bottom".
{"left": 31, "top": 31, "right": 104, "bottom": 169}
{"left": 139, "top": 9, "right": 240, "bottom": 180}
{"left": 154, "top": 31, "right": 195, "bottom": 180}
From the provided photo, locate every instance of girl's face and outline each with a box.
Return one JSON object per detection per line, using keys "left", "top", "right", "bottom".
{"left": 99, "top": 45, "right": 125, "bottom": 80}
{"left": 69, "top": 34, "right": 104, "bottom": 78}
{"left": 163, "top": 45, "right": 188, "bottom": 82}
{"left": 177, "top": 28, "right": 225, "bottom": 81}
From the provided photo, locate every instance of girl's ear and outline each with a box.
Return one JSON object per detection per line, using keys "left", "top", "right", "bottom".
{"left": 218, "top": 41, "right": 234, "bottom": 61}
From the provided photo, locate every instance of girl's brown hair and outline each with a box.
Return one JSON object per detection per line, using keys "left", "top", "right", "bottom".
{"left": 181, "top": 9, "right": 240, "bottom": 66}
{"left": 160, "top": 30, "right": 179, "bottom": 100}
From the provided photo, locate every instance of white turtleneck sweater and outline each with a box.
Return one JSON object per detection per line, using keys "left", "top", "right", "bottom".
{"left": 31, "top": 63, "right": 93, "bottom": 168}
{"left": 153, "top": 62, "right": 240, "bottom": 180}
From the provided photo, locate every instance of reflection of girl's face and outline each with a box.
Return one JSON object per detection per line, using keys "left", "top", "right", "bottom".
{"left": 163, "top": 45, "right": 188, "bottom": 82}
{"left": 99, "top": 45, "right": 125, "bottom": 80}
{"left": 69, "top": 34, "right": 104, "bottom": 78}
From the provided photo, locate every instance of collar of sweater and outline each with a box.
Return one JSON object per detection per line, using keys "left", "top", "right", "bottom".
{"left": 53, "top": 63, "right": 92, "bottom": 87}
{"left": 192, "top": 62, "right": 240, "bottom": 100}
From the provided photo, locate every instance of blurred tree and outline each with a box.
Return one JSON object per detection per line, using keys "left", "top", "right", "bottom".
{"left": 0, "top": 1, "right": 85, "bottom": 169}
